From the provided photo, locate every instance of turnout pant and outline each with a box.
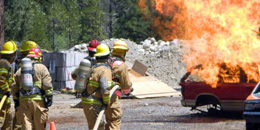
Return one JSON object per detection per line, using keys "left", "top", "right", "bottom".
{"left": 0, "top": 102, "right": 12, "bottom": 130}
{"left": 16, "top": 100, "right": 48, "bottom": 130}
{"left": 82, "top": 95, "right": 122, "bottom": 130}
{"left": 12, "top": 112, "right": 22, "bottom": 130}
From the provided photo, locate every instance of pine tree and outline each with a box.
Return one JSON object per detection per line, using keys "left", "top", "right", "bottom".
{"left": 0, "top": 0, "right": 4, "bottom": 46}
{"left": 77, "top": 0, "right": 105, "bottom": 43}
{"left": 113, "top": 0, "right": 151, "bottom": 43}
{"left": 4, "top": 0, "right": 50, "bottom": 50}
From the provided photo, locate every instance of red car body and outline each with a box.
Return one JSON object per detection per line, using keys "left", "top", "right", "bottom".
{"left": 179, "top": 68, "right": 256, "bottom": 112}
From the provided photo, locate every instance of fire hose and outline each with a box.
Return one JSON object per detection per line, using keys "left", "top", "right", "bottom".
{"left": 0, "top": 95, "right": 7, "bottom": 110}
{"left": 93, "top": 85, "right": 120, "bottom": 130}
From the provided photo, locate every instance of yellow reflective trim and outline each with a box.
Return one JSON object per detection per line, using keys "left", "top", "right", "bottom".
{"left": 88, "top": 81, "right": 99, "bottom": 88}
{"left": 45, "top": 89, "right": 53, "bottom": 95}
{"left": 0, "top": 83, "right": 9, "bottom": 90}
{"left": 6, "top": 97, "right": 11, "bottom": 104}
{"left": 34, "top": 81, "right": 42, "bottom": 84}
{"left": 102, "top": 96, "right": 110, "bottom": 103}
{"left": 8, "top": 78, "right": 13, "bottom": 82}
{"left": 103, "top": 97, "right": 109, "bottom": 99}
{"left": 34, "top": 81, "right": 42, "bottom": 87}
{"left": 0, "top": 68, "right": 8, "bottom": 73}
{"left": 19, "top": 94, "right": 43, "bottom": 101}
{"left": 81, "top": 97, "right": 102, "bottom": 105}
{"left": 103, "top": 99, "right": 110, "bottom": 102}
{"left": 81, "top": 101, "right": 102, "bottom": 105}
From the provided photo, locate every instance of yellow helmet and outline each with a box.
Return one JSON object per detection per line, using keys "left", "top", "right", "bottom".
{"left": 20, "top": 41, "right": 38, "bottom": 52}
{"left": 112, "top": 40, "right": 129, "bottom": 51}
{"left": 94, "top": 44, "right": 110, "bottom": 57}
{"left": 0, "top": 41, "right": 17, "bottom": 54}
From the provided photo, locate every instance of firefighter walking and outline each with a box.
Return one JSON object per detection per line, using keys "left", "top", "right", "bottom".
{"left": 110, "top": 40, "right": 132, "bottom": 96}
{"left": 106, "top": 40, "right": 133, "bottom": 130}
{"left": 71, "top": 40, "right": 101, "bottom": 107}
{"left": 72, "top": 39, "right": 101, "bottom": 80}
{"left": 13, "top": 41, "right": 40, "bottom": 130}
{"left": 0, "top": 41, "right": 17, "bottom": 130}
{"left": 12, "top": 48, "right": 53, "bottom": 130}
{"left": 81, "top": 43, "right": 119, "bottom": 130}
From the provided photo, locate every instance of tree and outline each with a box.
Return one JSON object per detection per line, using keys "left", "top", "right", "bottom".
{"left": 113, "top": 0, "right": 151, "bottom": 43}
{"left": 3, "top": 0, "right": 110, "bottom": 51}
{"left": 0, "top": 0, "right": 4, "bottom": 47}
{"left": 63, "top": 0, "right": 81, "bottom": 48}
{"left": 78, "top": 0, "right": 105, "bottom": 43}
{"left": 4, "top": 0, "right": 50, "bottom": 50}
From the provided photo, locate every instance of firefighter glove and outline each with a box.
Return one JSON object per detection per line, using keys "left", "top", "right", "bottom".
{"left": 45, "top": 95, "right": 53, "bottom": 107}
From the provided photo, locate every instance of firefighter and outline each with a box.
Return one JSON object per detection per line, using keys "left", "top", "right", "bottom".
{"left": 110, "top": 40, "right": 132, "bottom": 95}
{"left": 71, "top": 39, "right": 101, "bottom": 80}
{"left": 81, "top": 43, "right": 117, "bottom": 130}
{"left": 13, "top": 41, "right": 40, "bottom": 130}
{"left": 0, "top": 41, "right": 17, "bottom": 130}
{"left": 71, "top": 40, "right": 101, "bottom": 101}
{"left": 107, "top": 40, "right": 133, "bottom": 129}
{"left": 12, "top": 48, "right": 53, "bottom": 130}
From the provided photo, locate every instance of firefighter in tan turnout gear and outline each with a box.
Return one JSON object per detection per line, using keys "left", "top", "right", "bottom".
{"left": 71, "top": 39, "right": 101, "bottom": 80}
{"left": 81, "top": 43, "right": 119, "bottom": 130}
{"left": 72, "top": 40, "right": 101, "bottom": 100}
{"left": 0, "top": 41, "right": 17, "bottom": 130}
{"left": 110, "top": 40, "right": 132, "bottom": 97}
{"left": 13, "top": 41, "right": 40, "bottom": 130}
{"left": 12, "top": 48, "right": 53, "bottom": 130}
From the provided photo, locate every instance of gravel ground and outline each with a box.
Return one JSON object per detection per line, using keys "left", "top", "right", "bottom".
{"left": 46, "top": 93, "right": 246, "bottom": 130}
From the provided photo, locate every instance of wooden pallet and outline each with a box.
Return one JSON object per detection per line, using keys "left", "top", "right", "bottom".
{"left": 126, "top": 60, "right": 180, "bottom": 99}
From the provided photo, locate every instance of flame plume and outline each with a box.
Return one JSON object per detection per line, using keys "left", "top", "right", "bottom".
{"left": 139, "top": 0, "right": 260, "bottom": 87}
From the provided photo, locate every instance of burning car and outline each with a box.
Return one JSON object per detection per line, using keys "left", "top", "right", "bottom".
{"left": 179, "top": 64, "right": 257, "bottom": 113}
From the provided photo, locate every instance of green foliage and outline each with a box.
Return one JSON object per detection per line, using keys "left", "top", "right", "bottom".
{"left": 4, "top": 0, "right": 105, "bottom": 51}
{"left": 5, "top": 0, "right": 50, "bottom": 50}
{"left": 113, "top": 0, "right": 152, "bottom": 43}
{"left": 78, "top": 0, "right": 105, "bottom": 43}
{"left": 3, "top": 0, "right": 166, "bottom": 49}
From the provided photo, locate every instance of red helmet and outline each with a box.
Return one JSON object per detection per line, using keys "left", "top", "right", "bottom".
{"left": 27, "top": 48, "right": 42, "bottom": 58}
{"left": 88, "top": 40, "right": 100, "bottom": 52}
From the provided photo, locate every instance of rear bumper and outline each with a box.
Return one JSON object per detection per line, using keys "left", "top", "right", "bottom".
{"left": 243, "top": 111, "right": 260, "bottom": 123}
{"left": 181, "top": 99, "right": 195, "bottom": 107}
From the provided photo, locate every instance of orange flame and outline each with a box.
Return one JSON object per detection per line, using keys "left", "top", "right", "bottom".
{"left": 139, "top": 0, "right": 260, "bottom": 87}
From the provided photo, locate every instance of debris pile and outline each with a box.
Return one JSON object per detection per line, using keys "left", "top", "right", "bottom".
{"left": 69, "top": 43, "right": 88, "bottom": 52}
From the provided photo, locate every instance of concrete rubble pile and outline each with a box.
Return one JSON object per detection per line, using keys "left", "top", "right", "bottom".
{"left": 42, "top": 51, "right": 87, "bottom": 90}
{"left": 69, "top": 43, "right": 88, "bottom": 52}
